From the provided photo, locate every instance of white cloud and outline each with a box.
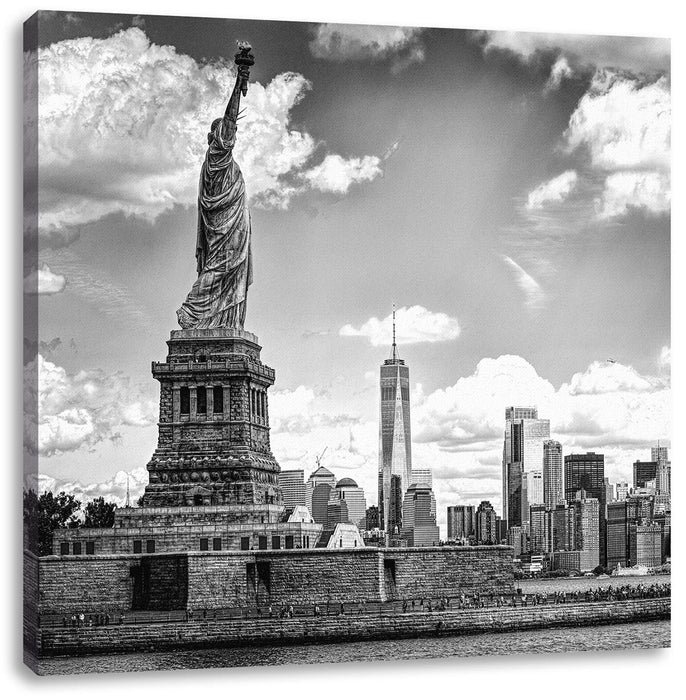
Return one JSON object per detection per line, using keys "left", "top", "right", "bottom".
{"left": 476, "top": 31, "right": 669, "bottom": 75}
{"left": 36, "top": 28, "right": 382, "bottom": 236}
{"left": 659, "top": 345, "right": 671, "bottom": 369}
{"left": 563, "top": 72, "right": 670, "bottom": 220}
{"left": 564, "top": 73, "right": 670, "bottom": 172}
{"left": 23, "top": 263, "right": 66, "bottom": 294}
{"left": 340, "top": 305, "right": 461, "bottom": 347}
{"left": 25, "top": 354, "right": 157, "bottom": 456}
{"left": 526, "top": 170, "right": 578, "bottom": 210}
{"left": 544, "top": 55, "right": 573, "bottom": 92}
{"left": 304, "top": 154, "right": 382, "bottom": 194}
{"left": 35, "top": 467, "right": 148, "bottom": 508}
{"left": 595, "top": 171, "right": 670, "bottom": 219}
{"left": 566, "top": 361, "right": 660, "bottom": 395}
{"left": 501, "top": 256, "right": 546, "bottom": 311}
{"left": 310, "top": 24, "right": 425, "bottom": 71}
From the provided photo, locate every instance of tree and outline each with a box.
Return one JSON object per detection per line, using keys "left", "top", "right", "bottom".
{"left": 83, "top": 497, "right": 117, "bottom": 528}
{"left": 23, "top": 490, "right": 82, "bottom": 556}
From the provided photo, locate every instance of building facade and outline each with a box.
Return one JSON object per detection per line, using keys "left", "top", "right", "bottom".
{"left": 401, "top": 484, "right": 440, "bottom": 547}
{"left": 447, "top": 505, "right": 475, "bottom": 542}
{"left": 543, "top": 440, "right": 563, "bottom": 508}
{"left": 277, "top": 470, "right": 306, "bottom": 511}
{"left": 475, "top": 500, "right": 498, "bottom": 545}
{"left": 378, "top": 312, "right": 412, "bottom": 537}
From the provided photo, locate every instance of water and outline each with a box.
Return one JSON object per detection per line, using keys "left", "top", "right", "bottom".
{"left": 518, "top": 574, "right": 669, "bottom": 594}
{"left": 36, "top": 618, "right": 670, "bottom": 675}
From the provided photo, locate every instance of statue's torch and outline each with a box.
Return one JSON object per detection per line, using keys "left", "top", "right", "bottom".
{"left": 235, "top": 41, "right": 255, "bottom": 97}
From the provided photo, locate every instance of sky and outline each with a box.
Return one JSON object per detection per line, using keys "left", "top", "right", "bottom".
{"left": 24, "top": 10, "right": 671, "bottom": 536}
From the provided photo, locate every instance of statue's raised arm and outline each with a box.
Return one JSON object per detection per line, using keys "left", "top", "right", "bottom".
{"left": 176, "top": 42, "right": 255, "bottom": 331}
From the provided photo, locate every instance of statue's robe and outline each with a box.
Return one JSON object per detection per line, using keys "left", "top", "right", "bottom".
{"left": 177, "top": 118, "right": 252, "bottom": 329}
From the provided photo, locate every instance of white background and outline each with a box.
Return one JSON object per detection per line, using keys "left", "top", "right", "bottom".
{"left": 3, "top": 0, "right": 682, "bottom": 696}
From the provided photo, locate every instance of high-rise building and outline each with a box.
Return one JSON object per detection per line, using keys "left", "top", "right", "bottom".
{"left": 401, "top": 483, "right": 440, "bottom": 546}
{"left": 411, "top": 468, "right": 432, "bottom": 488}
{"left": 651, "top": 445, "right": 669, "bottom": 464}
{"left": 633, "top": 461, "right": 658, "bottom": 490}
{"left": 447, "top": 505, "right": 475, "bottom": 542}
{"left": 652, "top": 446, "right": 671, "bottom": 496}
{"left": 543, "top": 440, "right": 564, "bottom": 508}
{"left": 305, "top": 465, "right": 336, "bottom": 519}
{"left": 572, "top": 490, "right": 600, "bottom": 572}
{"left": 379, "top": 309, "right": 412, "bottom": 538}
{"left": 277, "top": 470, "right": 306, "bottom": 511}
{"left": 616, "top": 482, "right": 629, "bottom": 501}
{"left": 606, "top": 501, "right": 630, "bottom": 570}
{"left": 326, "top": 498, "right": 349, "bottom": 530}
{"left": 502, "top": 407, "right": 550, "bottom": 526}
{"left": 550, "top": 503, "right": 576, "bottom": 552}
{"left": 564, "top": 452, "right": 606, "bottom": 566}
{"left": 604, "top": 477, "right": 614, "bottom": 506}
{"left": 529, "top": 504, "right": 549, "bottom": 554}
{"left": 365, "top": 505, "right": 379, "bottom": 531}
{"left": 328, "top": 478, "right": 367, "bottom": 530}
{"left": 629, "top": 522, "right": 662, "bottom": 568}
{"left": 508, "top": 526, "right": 529, "bottom": 557}
{"left": 475, "top": 500, "right": 498, "bottom": 545}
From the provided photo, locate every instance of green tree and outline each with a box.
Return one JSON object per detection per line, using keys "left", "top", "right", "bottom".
{"left": 83, "top": 496, "right": 117, "bottom": 528}
{"left": 23, "top": 490, "right": 82, "bottom": 556}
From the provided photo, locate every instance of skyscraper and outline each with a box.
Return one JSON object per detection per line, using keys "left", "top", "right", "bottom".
{"left": 502, "top": 407, "right": 550, "bottom": 526}
{"left": 565, "top": 453, "right": 606, "bottom": 566}
{"left": 633, "top": 460, "right": 658, "bottom": 490}
{"left": 447, "top": 505, "right": 475, "bottom": 542}
{"left": 475, "top": 500, "right": 498, "bottom": 545}
{"left": 572, "top": 490, "right": 600, "bottom": 572}
{"left": 328, "top": 478, "right": 367, "bottom": 530}
{"left": 379, "top": 308, "right": 412, "bottom": 538}
{"left": 277, "top": 470, "right": 306, "bottom": 511}
{"left": 411, "top": 468, "right": 432, "bottom": 488}
{"left": 543, "top": 440, "right": 564, "bottom": 508}
{"left": 401, "top": 483, "right": 440, "bottom": 546}
{"left": 306, "top": 466, "right": 336, "bottom": 524}
{"left": 616, "top": 482, "right": 629, "bottom": 501}
{"left": 653, "top": 445, "right": 671, "bottom": 496}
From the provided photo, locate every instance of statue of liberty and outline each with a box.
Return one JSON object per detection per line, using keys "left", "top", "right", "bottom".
{"left": 176, "top": 42, "right": 255, "bottom": 330}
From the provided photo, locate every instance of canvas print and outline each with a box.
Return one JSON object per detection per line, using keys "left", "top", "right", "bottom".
{"left": 23, "top": 11, "right": 671, "bottom": 675}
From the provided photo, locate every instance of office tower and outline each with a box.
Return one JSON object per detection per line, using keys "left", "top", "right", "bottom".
{"left": 365, "top": 505, "right": 379, "bottom": 530}
{"left": 329, "top": 478, "right": 367, "bottom": 530}
{"left": 400, "top": 483, "right": 440, "bottom": 546}
{"left": 305, "top": 465, "right": 336, "bottom": 518}
{"left": 629, "top": 522, "right": 662, "bottom": 568}
{"left": 633, "top": 460, "right": 658, "bottom": 490}
{"left": 564, "top": 452, "right": 606, "bottom": 566}
{"left": 550, "top": 503, "right": 576, "bottom": 552}
{"left": 651, "top": 445, "right": 669, "bottom": 464}
{"left": 529, "top": 504, "right": 549, "bottom": 554}
{"left": 507, "top": 526, "right": 528, "bottom": 557}
{"left": 606, "top": 501, "right": 630, "bottom": 570}
{"left": 616, "top": 482, "right": 629, "bottom": 501}
{"left": 572, "top": 490, "right": 600, "bottom": 572}
{"left": 277, "top": 470, "right": 306, "bottom": 511}
{"left": 447, "top": 505, "right": 475, "bottom": 542}
{"left": 326, "top": 498, "right": 349, "bottom": 530}
{"left": 543, "top": 440, "right": 563, "bottom": 508}
{"left": 379, "top": 308, "right": 412, "bottom": 537}
{"left": 411, "top": 468, "right": 432, "bottom": 488}
{"left": 475, "top": 500, "right": 498, "bottom": 545}
{"left": 502, "top": 407, "right": 550, "bottom": 526}
{"left": 604, "top": 477, "right": 614, "bottom": 506}
{"left": 653, "top": 446, "right": 671, "bottom": 496}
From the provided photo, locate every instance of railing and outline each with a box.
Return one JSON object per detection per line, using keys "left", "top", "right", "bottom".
{"left": 38, "top": 583, "right": 670, "bottom": 629}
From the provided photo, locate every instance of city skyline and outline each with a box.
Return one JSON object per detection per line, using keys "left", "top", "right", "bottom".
{"left": 27, "top": 13, "right": 670, "bottom": 539}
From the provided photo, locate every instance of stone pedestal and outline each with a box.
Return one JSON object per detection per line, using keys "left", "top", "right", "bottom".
{"left": 141, "top": 328, "right": 282, "bottom": 508}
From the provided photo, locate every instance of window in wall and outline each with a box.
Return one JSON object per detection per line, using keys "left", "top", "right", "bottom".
{"left": 213, "top": 386, "right": 224, "bottom": 414}
{"left": 200, "top": 538, "right": 209, "bottom": 551}
{"left": 258, "top": 535, "right": 268, "bottom": 550}
{"left": 272, "top": 536, "right": 281, "bottom": 550}
{"left": 133, "top": 540, "right": 142, "bottom": 554}
{"left": 285, "top": 535, "right": 294, "bottom": 549}
{"left": 86, "top": 541, "right": 95, "bottom": 555}
{"left": 240, "top": 537, "right": 250, "bottom": 551}
{"left": 146, "top": 540, "right": 155, "bottom": 553}
{"left": 72, "top": 542, "right": 82, "bottom": 555}
{"left": 60, "top": 542, "right": 69, "bottom": 555}
{"left": 180, "top": 387, "right": 190, "bottom": 415}
{"left": 213, "top": 537, "right": 222, "bottom": 551}
{"left": 197, "top": 386, "right": 207, "bottom": 414}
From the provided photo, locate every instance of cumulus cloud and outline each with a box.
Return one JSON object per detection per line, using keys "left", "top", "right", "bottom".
{"left": 476, "top": 30, "right": 669, "bottom": 76}
{"left": 566, "top": 361, "right": 661, "bottom": 395}
{"left": 544, "top": 55, "right": 573, "bottom": 92}
{"left": 36, "top": 27, "right": 382, "bottom": 238}
{"left": 36, "top": 467, "right": 148, "bottom": 508}
{"left": 502, "top": 256, "right": 546, "bottom": 311}
{"left": 526, "top": 170, "right": 578, "bottom": 210}
{"left": 659, "top": 345, "right": 671, "bottom": 369}
{"left": 25, "top": 354, "right": 157, "bottom": 456}
{"left": 564, "top": 72, "right": 670, "bottom": 219}
{"left": 309, "top": 24, "right": 425, "bottom": 71}
{"left": 23, "top": 263, "right": 66, "bottom": 294}
{"left": 340, "top": 305, "right": 461, "bottom": 347}
{"left": 304, "top": 154, "right": 382, "bottom": 194}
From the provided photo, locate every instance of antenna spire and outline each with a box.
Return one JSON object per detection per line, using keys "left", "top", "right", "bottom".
{"left": 392, "top": 303, "right": 397, "bottom": 361}
{"left": 126, "top": 475, "right": 130, "bottom": 508}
